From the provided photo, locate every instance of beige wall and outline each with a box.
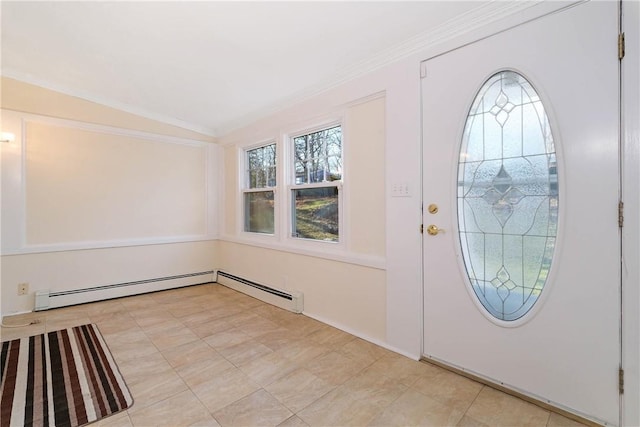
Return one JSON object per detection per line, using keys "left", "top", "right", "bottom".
{"left": 1, "top": 80, "right": 218, "bottom": 315}
{"left": 218, "top": 95, "right": 386, "bottom": 341}
{"left": 1, "top": 77, "right": 214, "bottom": 142}
{"left": 217, "top": 241, "right": 386, "bottom": 342}
{"left": 345, "top": 97, "right": 386, "bottom": 256}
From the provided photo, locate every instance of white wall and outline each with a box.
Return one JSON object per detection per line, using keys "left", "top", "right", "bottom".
{"left": 1, "top": 78, "right": 219, "bottom": 315}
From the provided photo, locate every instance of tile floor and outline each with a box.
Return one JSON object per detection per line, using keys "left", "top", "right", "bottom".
{"left": 1, "top": 284, "right": 588, "bottom": 427}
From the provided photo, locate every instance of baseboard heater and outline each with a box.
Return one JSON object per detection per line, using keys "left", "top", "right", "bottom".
{"left": 215, "top": 271, "right": 303, "bottom": 313}
{"left": 35, "top": 271, "right": 215, "bottom": 311}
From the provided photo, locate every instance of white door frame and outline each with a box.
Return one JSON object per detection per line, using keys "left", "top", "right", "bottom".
{"left": 418, "top": 1, "right": 640, "bottom": 425}
{"left": 621, "top": 1, "right": 639, "bottom": 426}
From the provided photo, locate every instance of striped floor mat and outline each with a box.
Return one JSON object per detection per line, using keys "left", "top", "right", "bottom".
{"left": 1, "top": 324, "right": 133, "bottom": 427}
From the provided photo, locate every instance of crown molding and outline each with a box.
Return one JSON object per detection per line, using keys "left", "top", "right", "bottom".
{"left": 2, "top": 1, "right": 564, "bottom": 140}
{"left": 215, "top": 1, "right": 555, "bottom": 137}
{"left": 1, "top": 69, "right": 218, "bottom": 137}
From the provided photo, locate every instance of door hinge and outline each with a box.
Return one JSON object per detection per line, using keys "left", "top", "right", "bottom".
{"left": 618, "top": 201, "right": 624, "bottom": 228}
{"left": 420, "top": 224, "right": 424, "bottom": 234}
{"left": 618, "top": 33, "right": 625, "bottom": 60}
{"left": 619, "top": 367, "right": 624, "bottom": 394}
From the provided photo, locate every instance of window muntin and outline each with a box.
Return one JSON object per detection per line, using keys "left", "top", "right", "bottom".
{"left": 290, "top": 126, "right": 342, "bottom": 242}
{"left": 244, "top": 143, "right": 276, "bottom": 234}
{"left": 458, "top": 70, "right": 558, "bottom": 321}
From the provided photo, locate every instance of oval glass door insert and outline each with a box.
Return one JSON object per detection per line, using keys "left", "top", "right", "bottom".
{"left": 457, "top": 70, "right": 558, "bottom": 321}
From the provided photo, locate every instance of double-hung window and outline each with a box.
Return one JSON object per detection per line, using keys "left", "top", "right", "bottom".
{"left": 244, "top": 143, "right": 276, "bottom": 234}
{"left": 290, "top": 125, "right": 342, "bottom": 242}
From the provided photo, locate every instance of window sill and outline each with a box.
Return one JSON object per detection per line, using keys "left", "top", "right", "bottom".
{"left": 218, "top": 234, "right": 386, "bottom": 270}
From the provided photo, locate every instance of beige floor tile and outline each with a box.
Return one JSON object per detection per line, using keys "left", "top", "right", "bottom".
{"left": 161, "top": 338, "right": 222, "bottom": 369}
{"left": 297, "top": 368, "right": 407, "bottom": 426}
{"left": 307, "top": 325, "right": 355, "bottom": 349}
{"left": 144, "top": 319, "right": 199, "bottom": 351}
{"left": 1, "top": 311, "right": 43, "bottom": 324}
{"left": 188, "top": 318, "right": 235, "bottom": 339}
{"left": 103, "top": 328, "right": 159, "bottom": 363}
{"left": 1, "top": 322, "right": 46, "bottom": 341}
{"left": 277, "top": 416, "right": 309, "bottom": 427}
{"left": 84, "top": 299, "right": 127, "bottom": 317}
{"left": 217, "top": 340, "right": 273, "bottom": 366}
{"left": 337, "top": 337, "right": 390, "bottom": 366}
{"left": 279, "top": 315, "right": 325, "bottom": 336}
{"left": 306, "top": 350, "right": 366, "bottom": 386}
{"left": 119, "top": 352, "right": 189, "bottom": 411}
{"left": 367, "top": 354, "right": 431, "bottom": 387}
{"left": 203, "top": 327, "right": 252, "bottom": 350}
{"left": 119, "top": 293, "right": 158, "bottom": 310}
{"left": 368, "top": 388, "right": 466, "bottom": 426}
{"left": 151, "top": 289, "right": 193, "bottom": 305}
{"left": 180, "top": 308, "right": 228, "bottom": 328}
{"left": 546, "top": 412, "right": 590, "bottom": 426}
{"left": 129, "top": 389, "right": 220, "bottom": 427}
{"left": 0, "top": 285, "right": 572, "bottom": 427}
{"left": 92, "top": 410, "right": 134, "bottom": 427}
{"left": 129, "top": 307, "right": 176, "bottom": 329}
{"left": 162, "top": 340, "right": 235, "bottom": 388}
{"left": 190, "top": 366, "right": 261, "bottom": 413}
{"left": 235, "top": 316, "right": 284, "bottom": 338}
{"left": 92, "top": 311, "right": 139, "bottom": 335}
{"left": 46, "top": 305, "right": 90, "bottom": 320}
{"left": 213, "top": 389, "right": 292, "bottom": 427}
{"left": 547, "top": 412, "right": 586, "bottom": 427}
{"left": 251, "top": 304, "right": 289, "bottom": 322}
{"left": 411, "top": 366, "right": 483, "bottom": 411}
{"left": 239, "top": 351, "right": 299, "bottom": 386}
{"left": 222, "top": 311, "right": 264, "bottom": 328}
{"left": 464, "top": 387, "right": 550, "bottom": 427}
{"left": 275, "top": 341, "right": 330, "bottom": 365}
{"left": 457, "top": 414, "right": 492, "bottom": 426}
{"left": 256, "top": 329, "right": 302, "bottom": 352}
{"left": 265, "top": 368, "right": 335, "bottom": 413}
{"left": 167, "top": 300, "right": 209, "bottom": 319}
{"left": 46, "top": 315, "right": 93, "bottom": 332}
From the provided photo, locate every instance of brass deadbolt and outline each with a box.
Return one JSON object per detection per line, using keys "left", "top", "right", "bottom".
{"left": 428, "top": 204, "right": 439, "bottom": 214}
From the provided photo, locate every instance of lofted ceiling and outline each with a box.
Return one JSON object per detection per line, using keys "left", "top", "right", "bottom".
{"left": 1, "top": 1, "right": 524, "bottom": 137}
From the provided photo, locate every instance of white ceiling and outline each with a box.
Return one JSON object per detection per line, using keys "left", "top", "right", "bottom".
{"left": 2, "top": 1, "right": 515, "bottom": 137}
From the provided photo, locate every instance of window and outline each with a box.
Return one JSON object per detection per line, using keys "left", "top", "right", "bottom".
{"left": 290, "top": 126, "right": 342, "bottom": 242}
{"left": 457, "top": 70, "right": 558, "bottom": 321}
{"left": 243, "top": 143, "right": 276, "bottom": 234}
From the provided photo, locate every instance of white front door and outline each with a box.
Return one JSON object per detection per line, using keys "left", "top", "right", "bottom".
{"left": 421, "top": 2, "right": 620, "bottom": 425}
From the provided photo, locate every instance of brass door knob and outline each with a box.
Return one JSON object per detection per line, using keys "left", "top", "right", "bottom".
{"left": 427, "top": 225, "right": 444, "bottom": 236}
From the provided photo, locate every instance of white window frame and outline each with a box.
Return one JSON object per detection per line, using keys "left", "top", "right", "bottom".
{"left": 285, "top": 121, "right": 344, "bottom": 247}
{"left": 241, "top": 140, "right": 278, "bottom": 237}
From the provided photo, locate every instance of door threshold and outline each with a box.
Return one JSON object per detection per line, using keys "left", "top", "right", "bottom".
{"left": 420, "top": 357, "right": 604, "bottom": 427}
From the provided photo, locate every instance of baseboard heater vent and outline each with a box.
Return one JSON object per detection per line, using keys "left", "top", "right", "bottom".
{"left": 216, "top": 271, "right": 303, "bottom": 313}
{"left": 35, "top": 271, "right": 215, "bottom": 311}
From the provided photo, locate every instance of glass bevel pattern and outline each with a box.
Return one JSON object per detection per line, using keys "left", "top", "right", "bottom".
{"left": 457, "top": 70, "right": 558, "bottom": 321}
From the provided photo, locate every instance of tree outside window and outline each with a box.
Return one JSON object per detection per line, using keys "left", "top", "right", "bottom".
{"left": 244, "top": 143, "right": 276, "bottom": 234}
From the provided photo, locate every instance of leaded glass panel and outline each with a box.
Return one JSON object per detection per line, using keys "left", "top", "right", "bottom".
{"left": 457, "top": 70, "right": 558, "bottom": 321}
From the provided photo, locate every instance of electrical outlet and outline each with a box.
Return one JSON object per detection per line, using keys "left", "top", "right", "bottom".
{"left": 18, "top": 283, "right": 29, "bottom": 296}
